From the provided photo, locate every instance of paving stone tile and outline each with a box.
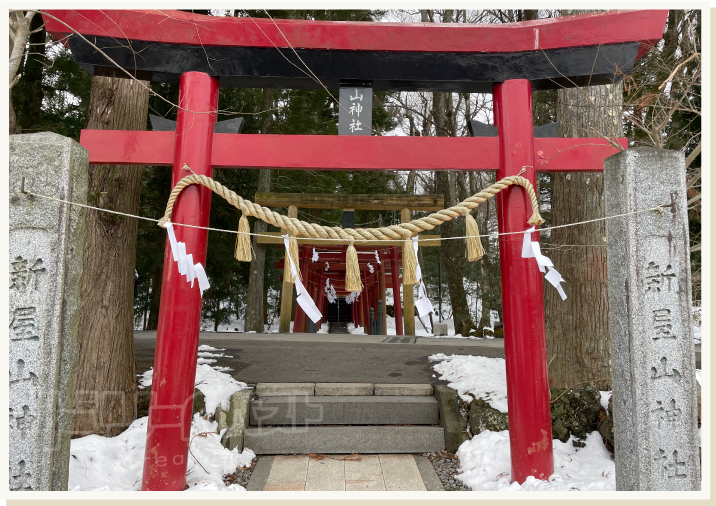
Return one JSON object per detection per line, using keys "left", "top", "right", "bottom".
{"left": 264, "top": 482, "right": 306, "bottom": 491}
{"left": 379, "top": 454, "right": 426, "bottom": 491}
{"left": 346, "top": 479, "right": 386, "bottom": 491}
{"left": 267, "top": 455, "right": 309, "bottom": 483}
{"left": 345, "top": 455, "right": 383, "bottom": 482}
{"left": 305, "top": 456, "right": 345, "bottom": 491}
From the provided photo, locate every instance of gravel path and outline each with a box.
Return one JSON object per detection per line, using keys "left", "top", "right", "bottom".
{"left": 223, "top": 455, "right": 259, "bottom": 489}
{"left": 422, "top": 450, "right": 470, "bottom": 491}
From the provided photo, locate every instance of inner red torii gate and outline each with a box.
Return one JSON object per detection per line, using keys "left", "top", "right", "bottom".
{"left": 43, "top": 9, "right": 667, "bottom": 491}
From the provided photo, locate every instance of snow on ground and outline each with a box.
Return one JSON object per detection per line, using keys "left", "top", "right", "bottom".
{"left": 693, "top": 304, "right": 702, "bottom": 345}
{"left": 68, "top": 413, "right": 255, "bottom": 491}
{"left": 139, "top": 362, "right": 246, "bottom": 415}
{"left": 456, "top": 430, "right": 615, "bottom": 491}
{"left": 69, "top": 346, "right": 254, "bottom": 491}
{"left": 347, "top": 322, "right": 365, "bottom": 334}
{"left": 429, "top": 353, "right": 508, "bottom": 412}
{"left": 431, "top": 353, "right": 617, "bottom": 491}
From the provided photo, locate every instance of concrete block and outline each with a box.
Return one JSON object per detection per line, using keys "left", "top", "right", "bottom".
{"left": 243, "top": 426, "right": 445, "bottom": 454}
{"left": 433, "top": 323, "right": 449, "bottom": 336}
{"left": 414, "top": 456, "right": 444, "bottom": 491}
{"left": 374, "top": 384, "right": 433, "bottom": 396}
{"left": 314, "top": 383, "right": 374, "bottom": 396}
{"left": 255, "top": 383, "right": 315, "bottom": 396}
{"left": 221, "top": 389, "right": 253, "bottom": 450}
{"left": 434, "top": 385, "right": 469, "bottom": 454}
{"left": 605, "top": 148, "right": 700, "bottom": 491}
{"left": 10, "top": 133, "right": 88, "bottom": 491}
{"left": 215, "top": 404, "right": 228, "bottom": 434}
{"left": 250, "top": 396, "right": 439, "bottom": 426}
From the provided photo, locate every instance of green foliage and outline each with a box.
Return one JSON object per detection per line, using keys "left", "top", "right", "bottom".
{"left": 12, "top": 37, "right": 91, "bottom": 140}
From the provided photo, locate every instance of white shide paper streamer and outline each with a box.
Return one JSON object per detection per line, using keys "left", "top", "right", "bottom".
{"left": 325, "top": 278, "right": 337, "bottom": 304}
{"left": 164, "top": 222, "right": 210, "bottom": 296}
{"left": 374, "top": 250, "right": 381, "bottom": 264}
{"left": 282, "top": 235, "right": 322, "bottom": 323}
{"left": 312, "top": 248, "right": 319, "bottom": 263}
{"left": 412, "top": 237, "right": 434, "bottom": 330}
{"left": 521, "top": 226, "right": 567, "bottom": 300}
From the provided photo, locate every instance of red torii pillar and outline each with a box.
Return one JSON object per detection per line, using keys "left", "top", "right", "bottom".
{"left": 142, "top": 72, "right": 218, "bottom": 490}
{"left": 494, "top": 80, "right": 553, "bottom": 481}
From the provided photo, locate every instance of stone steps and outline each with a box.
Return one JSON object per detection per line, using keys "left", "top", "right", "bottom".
{"left": 246, "top": 383, "right": 445, "bottom": 454}
{"left": 250, "top": 395, "right": 439, "bottom": 426}
{"left": 243, "top": 426, "right": 445, "bottom": 455}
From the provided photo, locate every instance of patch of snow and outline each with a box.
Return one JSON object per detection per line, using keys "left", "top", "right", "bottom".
{"left": 695, "top": 369, "right": 701, "bottom": 385}
{"left": 347, "top": 322, "right": 365, "bottom": 335}
{"left": 599, "top": 391, "right": 611, "bottom": 415}
{"left": 137, "top": 351, "right": 248, "bottom": 415}
{"left": 68, "top": 414, "right": 255, "bottom": 491}
{"left": 194, "top": 364, "right": 248, "bottom": 415}
{"left": 198, "top": 345, "right": 222, "bottom": 352}
{"left": 138, "top": 368, "right": 153, "bottom": 389}
{"left": 430, "top": 354, "right": 508, "bottom": 412}
{"left": 197, "top": 358, "right": 217, "bottom": 365}
{"left": 456, "top": 430, "right": 615, "bottom": 491}
{"left": 198, "top": 352, "right": 229, "bottom": 359}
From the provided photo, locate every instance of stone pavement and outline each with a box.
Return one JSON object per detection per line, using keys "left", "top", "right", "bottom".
{"left": 247, "top": 454, "right": 443, "bottom": 491}
{"left": 134, "top": 331, "right": 508, "bottom": 385}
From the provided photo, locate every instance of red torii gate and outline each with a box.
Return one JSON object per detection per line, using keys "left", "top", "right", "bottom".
{"left": 44, "top": 9, "right": 667, "bottom": 491}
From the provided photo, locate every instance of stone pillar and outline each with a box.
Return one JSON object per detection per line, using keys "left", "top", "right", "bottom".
{"left": 9, "top": 133, "right": 88, "bottom": 490}
{"left": 604, "top": 147, "right": 699, "bottom": 491}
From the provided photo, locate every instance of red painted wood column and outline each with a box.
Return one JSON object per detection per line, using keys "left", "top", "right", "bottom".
{"left": 390, "top": 246, "right": 403, "bottom": 335}
{"left": 142, "top": 72, "right": 218, "bottom": 491}
{"left": 493, "top": 79, "right": 553, "bottom": 484}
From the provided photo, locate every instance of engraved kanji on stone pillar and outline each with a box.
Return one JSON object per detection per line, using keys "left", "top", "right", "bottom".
{"left": 9, "top": 132, "right": 88, "bottom": 491}
{"left": 605, "top": 148, "right": 699, "bottom": 491}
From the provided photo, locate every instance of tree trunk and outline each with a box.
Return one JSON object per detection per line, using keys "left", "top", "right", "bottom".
{"left": 545, "top": 13, "right": 623, "bottom": 389}
{"left": 71, "top": 76, "right": 149, "bottom": 437}
{"left": 245, "top": 89, "right": 274, "bottom": 332}
{"left": 145, "top": 250, "right": 164, "bottom": 331}
{"left": 432, "top": 92, "right": 474, "bottom": 336}
{"left": 424, "top": 9, "right": 474, "bottom": 336}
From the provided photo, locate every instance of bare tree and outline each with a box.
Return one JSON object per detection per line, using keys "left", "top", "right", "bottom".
{"left": 245, "top": 88, "right": 275, "bottom": 332}
{"left": 9, "top": 10, "right": 37, "bottom": 133}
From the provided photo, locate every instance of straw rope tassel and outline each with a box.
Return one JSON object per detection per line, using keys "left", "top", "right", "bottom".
{"left": 345, "top": 241, "right": 363, "bottom": 292}
{"left": 235, "top": 213, "right": 252, "bottom": 262}
{"left": 464, "top": 211, "right": 485, "bottom": 262}
{"left": 402, "top": 236, "right": 418, "bottom": 286}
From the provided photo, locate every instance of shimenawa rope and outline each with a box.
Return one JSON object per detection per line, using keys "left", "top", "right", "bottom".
{"left": 157, "top": 164, "right": 545, "bottom": 289}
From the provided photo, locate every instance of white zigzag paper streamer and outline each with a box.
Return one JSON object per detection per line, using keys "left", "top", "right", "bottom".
{"left": 521, "top": 226, "right": 567, "bottom": 300}
{"left": 282, "top": 235, "right": 322, "bottom": 323}
{"left": 412, "top": 237, "right": 434, "bottom": 330}
{"left": 165, "top": 222, "right": 210, "bottom": 296}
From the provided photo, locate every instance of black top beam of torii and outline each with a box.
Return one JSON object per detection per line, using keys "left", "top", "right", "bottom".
{"left": 44, "top": 10, "right": 668, "bottom": 93}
